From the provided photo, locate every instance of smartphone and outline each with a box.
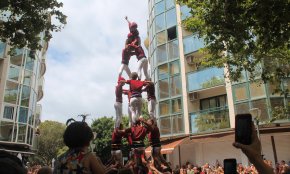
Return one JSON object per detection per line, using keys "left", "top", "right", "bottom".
{"left": 235, "top": 114, "right": 252, "bottom": 145}
{"left": 224, "top": 158, "right": 237, "bottom": 174}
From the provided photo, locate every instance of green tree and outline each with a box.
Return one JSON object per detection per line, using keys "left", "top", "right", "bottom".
{"left": 31, "top": 120, "right": 66, "bottom": 166}
{"left": 0, "top": 0, "right": 66, "bottom": 50}
{"left": 177, "top": 0, "right": 290, "bottom": 92}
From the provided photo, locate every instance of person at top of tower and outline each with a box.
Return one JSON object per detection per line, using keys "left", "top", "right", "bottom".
{"left": 124, "top": 16, "right": 150, "bottom": 80}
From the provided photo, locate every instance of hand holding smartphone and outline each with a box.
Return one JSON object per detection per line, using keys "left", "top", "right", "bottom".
{"left": 235, "top": 114, "right": 252, "bottom": 145}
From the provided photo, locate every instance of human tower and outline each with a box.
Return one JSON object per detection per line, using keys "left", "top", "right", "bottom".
{"left": 110, "top": 17, "right": 172, "bottom": 173}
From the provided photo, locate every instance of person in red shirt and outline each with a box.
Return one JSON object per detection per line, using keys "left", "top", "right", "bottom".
{"left": 140, "top": 118, "right": 171, "bottom": 172}
{"left": 110, "top": 124, "right": 126, "bottom": 168}
{"left": 120, "top": 72, "right": 149, "bottom": 125}
{"left": 114, "top": 77, "right": 125, "bottom": 130}
{"left": 143, "top": 81, "right": 157, "bottom": 122}
{"left": 125, "top": 16, "right": 150, "bottom": 80}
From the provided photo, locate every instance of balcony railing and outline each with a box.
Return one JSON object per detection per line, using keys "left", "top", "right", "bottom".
{"left": 190, "top": 106, "right": 230, "bottom": 134}
{"left": 187, "top": 67, "right": 225, "bottom": 92}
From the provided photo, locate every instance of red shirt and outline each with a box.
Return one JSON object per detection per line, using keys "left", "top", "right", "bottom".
{"left": 130, "top": 125, "right": 147, "bottom": 141}
{"left": 111, "top": 131, "right": 125, "bottom": 144}
{"left": 126, "top": 80, "right": 145, "bottom": 98}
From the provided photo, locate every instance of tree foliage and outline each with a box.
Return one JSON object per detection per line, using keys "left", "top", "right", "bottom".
{"left": 177, "top": 0, "right": 290, "bottom": 92}
{"left": 0, "top": 0, "right": 66, "bottom": 50}
{"left": 32, "top": 120, "right": 66, "bottom": 166}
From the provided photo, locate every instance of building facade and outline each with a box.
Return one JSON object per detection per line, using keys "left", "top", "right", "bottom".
{"left": 0, "top": 33, "right": 47, "bottom": 155}
{"left": 147, "top": 0, "right": 290, "bottom": 167}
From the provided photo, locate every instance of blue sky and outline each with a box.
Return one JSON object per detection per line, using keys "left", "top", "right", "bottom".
{"left": 40, "top": 0, "right": 148, "bottom": 124}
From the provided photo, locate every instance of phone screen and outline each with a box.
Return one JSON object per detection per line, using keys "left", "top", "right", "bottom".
{"left": 235, "top": 114, "right": 252, "bottom": 145}
{"left": 224, "top": 159, "right": 237, "bottom": 174}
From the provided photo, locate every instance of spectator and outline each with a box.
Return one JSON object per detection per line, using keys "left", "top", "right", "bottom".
{"left": 53, "top": 121, "right": 107, "bottom": 174}
{"left": 0, "top": 150, "right": 27, "bottom": 174}
{"left": 37, "top": 166, "right": 52, "bottom": 174}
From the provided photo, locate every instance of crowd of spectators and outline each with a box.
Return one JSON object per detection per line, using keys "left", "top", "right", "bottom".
{"left": 172, "top": 159, "right": 290, "bottom": 174}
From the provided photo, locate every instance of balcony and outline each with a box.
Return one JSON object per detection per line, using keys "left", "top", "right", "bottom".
{"left": 190, "top": 107, "right": 230, "bottom": 134}
{"left": 187, "top": 67, "right": 225, "bottom": 92}
{"left": 37, "top": 77, "right": 44, "bottom": 101}
{"left": 39, "top": 58, "right": 46, "bottom": 76}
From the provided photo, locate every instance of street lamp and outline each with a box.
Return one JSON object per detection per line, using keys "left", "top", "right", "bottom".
{"left": 249, "top": 108, "right": 264, "bottom": 158}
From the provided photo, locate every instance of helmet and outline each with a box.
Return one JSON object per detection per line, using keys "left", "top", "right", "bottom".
{"left": 129, "top": 22, "right": 138, "bottom": 29}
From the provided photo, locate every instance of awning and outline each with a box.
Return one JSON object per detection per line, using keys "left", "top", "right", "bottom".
{"left": 145, "top": 137, "right": 187, "bottom": 155}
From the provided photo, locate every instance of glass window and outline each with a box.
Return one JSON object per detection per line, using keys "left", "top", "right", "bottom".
{"left": 234, "top": 85, "right": 248, "bottom": 101}
{"left": 268, "top": 83, "right": 280, "bottom": 96}
{"left": 156, "top": 31, "right": 167, "bottom": 45}
{"left": 3, "top": 106, "right": 14, "bottom": 120}
{"left": 170, "top": 61, "right": 180, "bottom": 75}
{"left": 155, "top": 1, "right": 165, "bottom": 15}
{"left": 23, "top": 70, "right": 33, "bottom": 86}
{"left": 10, "top": 49, "right": 23, "bottom": 66}
{"left": 219, "top": 95, "right": 227, "bottom": 107}
{"left": 167, "top": 26, "right": 177, "bottom": 41}
{"left": 19, "top": 107, "right": 28, "bottom": 123}
{"left": 251, "top": 99, "right": 269, "bottom": 121}
{"left": 0, "top": 121, "right": 14, "bottom": 141}
{"left": 159, "top": 100, "right": 170, "bottom": 116}
{"left": 21, "top": 85, "right": 30, "bottom": 107}
{"left": 25, "top": 53, "right": 34, "bottom": 71}
{"left": 187, "top": 67, "right": 225, "bottom": 91}
{"left": 28, "top": 109, "right": 34, "bottom": 125}
{"left": 182, "top": 27, "right": 193, "bottom": 38}
{"left": 209, "top": 98, "right": 217, "bottom": 108}
{"left": 158, "top": 64, "right": 168, "bottom": 79}
{"left": 27, "top": 126, "right": 33, "bottom": 145}
{"left": 172, "top": 115, "right": 184, "bottom": 134}
{"left": 235, "top": 102, "right": 250, "bottom": 114}
{"left": 159, "top": 79, "right": 169, "bottom": 99}
{"left": 183, "top": 36, "right": 205, "bottom": 54}
{"left": 250, "top": 82, "right": 265, "bottom": 99}
{"left": 17, "top": 124, "right": 27, "bottom": 143}
{"left": 156, "top": 44, "right": 167, "bottom": 64}
{"left": 8, "top": 66, "right": 20, "bottom": 81}
{"left": 170, "top": 75, "right": 181, "bottom": 96}
{"left": 166, "top": 0, "right": 175, "bottom": 9}
{"left": 168, "top": 40, "right": 179, "bottom": 60}
{"left": 270, "top": 98, "right": 284, "bottom": 108}
{"left": 4, "top": 81, "right": 19, "bottom": 104}
{"left": 160, "top": 116, "right": 171, "bottom": 135}
{"left": 166, "top": 8, "right": 177, "bottom": 28}
{"left": 180, "top": 5, "right": 192, "bottom": 20}
{"left": 0, "top": 42, "right": 6, "bottom": 58}
{"left": 171, "top": 98, "right": 182, "bottom": 113}
{"left": 155, "top": 13, "right": 165, "bottom": 32}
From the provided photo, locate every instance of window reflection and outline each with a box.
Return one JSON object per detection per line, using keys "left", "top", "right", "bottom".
{"left": 249, "top": 82, "right": 265, "bottom": 99}
{"left": 234, "top": 85, "right": 248, "bottom": 101}
{"left": 21, "top": 85, "right": 30, "bottom": 107}
{"left": 171, "top": 98, "right": 182, "bottom": 113}
{"left": 166, "top": 8, "right": 176, "bottom": 28}
{"left": 155, "top": 0, "right": 165, "bottom": 15}
{"left": 155, "top": 14, "right": 165, "bottom": 32}
{"left": 159, "top": 79, "right": 169, "bottom": 99}
{"left": 4, "top": 81, "right": 19, "bottom": 104}
{"left": 172, "top": 115, "right": 184, "bottom": 134}
{"left": 3, "top": 106, "right": 14, "bottom": 120}
{"left": 8, "top": 66, "right": 20, "bottom": 81}
{"left": 23, "top": 70, "right": 33, "bottom": 86}
{"left": 166, "top": 0, "right": 175, "bottom": 9}
{"left": 17, "top": 123, "right": 27, "bottom": 142}
{"left": 156, "top": 44, "right": 167, "bottom": 64}
{"left": 187, "top": 67, "right": 224, "bottom": 91}
{"left": 25, "top": 54, "right": 34, "bottom": 71}
{"left": 170, "top": 76, "right": 181, "bottom": 96}
{"left": 180, "top": 5, "right": 192, "bottom": 20}
{"left": 160, "top": 116, "right": 171, "bottom": 135}
{"left": 170, "top": 61, "right": 180, "bottom": 75}
{"left": 168, "top": 40, "right": 179, "bottom": 60}
{"left": 0, "top": 121, "right": 14, "bottom": 141}
{"left": 158, "top": 64, "right": 168, "bottom": 79}
{"left": 0, "top": 42, "right": 6, "bottom": 58}
{"left": 183, "top": 36, "right": 205, "bottom": 54}
{"left": 252, "top": 99, "right": 269, "bottom": 121}
{"left": 10, "top": 49, "right": 23, "bottom": 66}
{"left": 159, "top": 100, "right": 170, "bottom": 115}
{"left": 156, "top": 31, "right": 167, "bottom": 45}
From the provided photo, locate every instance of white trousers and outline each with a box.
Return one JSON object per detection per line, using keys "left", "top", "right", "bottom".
{"left": 128, "top": 103, "right": 133, "bottom": 127}
{"left": 130, "top": 97, "right": 142, "bottom": 124}
{"left": 148, "top": 99, "right": 156, "bottom": 120}
{"left": 137, "top": 58, "right": 149, "bottom": 80}
{"left": 119, "top": 64, "right": 131, "bottom": 78}
{"left": 114, "top": 102, "right": 122, "bottom": 129}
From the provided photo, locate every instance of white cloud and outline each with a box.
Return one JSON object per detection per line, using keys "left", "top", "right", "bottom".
{"left": 40, "top": 0, "right": 148, "bottom": 124}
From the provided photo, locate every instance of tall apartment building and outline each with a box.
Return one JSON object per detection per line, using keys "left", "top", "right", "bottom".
{"left": 146, "top": 0, "right": 290, "bottom": 167}
{"left": 0, "top": 33, "right": 47, "bottom": 156}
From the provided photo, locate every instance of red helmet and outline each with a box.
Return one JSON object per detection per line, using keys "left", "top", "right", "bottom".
{"left": 129, "top": 22, "right": 138, "bottom": 29}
